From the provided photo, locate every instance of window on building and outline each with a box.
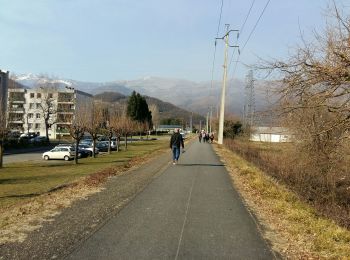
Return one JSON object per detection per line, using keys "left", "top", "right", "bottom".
{"left": 28, "top": 113, "right": 34, "bottom": 119}
{"left": 30, "top": 93, "right": 34, "bottom": 98}
{"left": 36, "top": 113, "right": 41, "bottom": 119}
{"left": 35, "top": 123, "right": 40, "bottom": 129}
{"left": 49, "top": 93, "right": 53, "bottom": 98}
{"left": 37, "top": 93, "right": 41, "bottom": 98}
{"left": 36, "top": 103, "right": 41, "bottom": 109}
{"left": 29, "top": 103, "right": 35, "bottom": 109}
{"left": 28, "top": 123, "right": 33, "bottom": 129}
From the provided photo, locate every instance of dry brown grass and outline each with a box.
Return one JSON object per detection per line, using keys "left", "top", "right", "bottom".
{"left": 225, "top": 138, "right": 350, "bottom": 229}
{"left": 215, "top": 144, "right": 350, "bottom": 259}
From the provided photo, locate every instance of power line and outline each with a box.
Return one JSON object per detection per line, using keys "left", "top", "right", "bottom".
{"left": 228, "top": 0, "right": 256, "bottom": 70}
{"left": 240, "top": 0, "right": 271, "bottom": 54}
{"left": 208, "top": 0, "right": 224, "bottom": 120}
{"left": 216, "top": 0, "right": 224, "bottom": 37}
{"left": 230, "top": 0, "right": 271, "bottom": 77}
{"left": 210, "top": 0, "right": 224, "bottom": 89}
{"left": 240, "top": 0, "right": 256, "bottom": 36}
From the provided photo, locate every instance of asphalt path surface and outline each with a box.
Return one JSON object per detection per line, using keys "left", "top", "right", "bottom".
{"left": 67, "top": 141, "right": 276, "bottom": 259}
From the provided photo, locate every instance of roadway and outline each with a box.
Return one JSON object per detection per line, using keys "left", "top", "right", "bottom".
{"left": 66, "top": 140, "right": 275, "bottom": 259}
{"left": 3, "top": 147, "right": 51, "bottom": 164}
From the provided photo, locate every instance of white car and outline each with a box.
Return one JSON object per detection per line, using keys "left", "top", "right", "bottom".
{"left": 42, "top": 146, "right": 75, "bottom": 161}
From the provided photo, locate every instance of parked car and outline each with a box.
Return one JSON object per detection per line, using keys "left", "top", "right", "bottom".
{"left": 100, "top": 140, "right": 118, "bottom": 150}
{"left": 78, "top": 144, "right": 99, "bottom": 156}
{"left": 42, "top": 146, "right": 75, "bottom": 161}
{"left": 80, "top": 139, "right": 93, "bottom": 146}
{"left": 77, "top": 148, "right": 90, "bottom": 158}
{"left": 29, "top": 136, "right": 48, "bottom": 143}
{"left": 95, "top": 142, "right": 109, "bottom": 152}
{"left": 20, "top": 132, "right": 38, "bottom": 139}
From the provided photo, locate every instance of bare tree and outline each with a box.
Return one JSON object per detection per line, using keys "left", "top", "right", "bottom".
{"left": 67, "top": 99, "right": 92, "bottom": 164}
{"left": 0, "top": 96, "right": 8, "bottom": 168}
{"left": 119, "top": 116, "right": 135, "bottom": 151}
{"left": 86, "top": 102, "right": 105, "bottom": 157}
{"left": 149, "top": 104, "right": 160, "bottom": 134}
{"left": 36, "top": 82, "right": 58, "bottom": 142}
{"left": 109, "top": 112, "right": 123, "bottom": 152}
{"left": 260, "top": 5, "right": 350, "bottom": 176}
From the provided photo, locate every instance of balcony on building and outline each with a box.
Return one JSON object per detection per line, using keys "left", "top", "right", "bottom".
{"left": 8, "top": 123, "right": 24, "bottom": 132}
{"left": 8, "top": 103, "right": 25, "bottom": 113}
{"left": 8, "top": 114, "right": 24, "bottom": 123}
{"left": 8, "top": 91, "right": 26, "bottom": 103}
{"left": 57, "top": 92, "right": 74, "bottom": 103}
{"left": 57, "top": 103, "right": 75, "bottom": 114}
{"left": 56, "top": 113, "right": 73, "bottom": 124}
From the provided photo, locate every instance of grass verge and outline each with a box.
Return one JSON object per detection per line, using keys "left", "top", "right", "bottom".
{"left": 0, "top": 139, "right": 168, "bottom": 244}
{"left": 214, "top": 144, "right": 350, "bottom": 259}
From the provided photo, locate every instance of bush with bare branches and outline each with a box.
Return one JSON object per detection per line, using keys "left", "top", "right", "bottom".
{"left": 244, "top": 4, "right": 350, "bottom": 227}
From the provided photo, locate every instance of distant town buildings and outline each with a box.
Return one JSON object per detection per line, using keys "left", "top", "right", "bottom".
{"left": 7, "top": 86, "right": 93, "bottom": 139}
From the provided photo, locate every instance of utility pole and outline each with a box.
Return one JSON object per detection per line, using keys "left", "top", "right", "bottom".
{"left": 244, "top": 70, "right": 255, "bottom": 134}
{"left": 206, "top": 111, "right": 209, "bottom": 133}
{"left": 216, "top": 25, "right": 239, "bottom": 144}
{"left": 190, "top": 112, "right": 193, "bottom": 133}
{"left": 199, "top": 120, "right": 202, "bottom": 131}
{"left": 209, "top": 107, "right": 212, "bottom": 133}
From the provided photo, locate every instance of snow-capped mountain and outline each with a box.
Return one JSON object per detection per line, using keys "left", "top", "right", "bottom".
{"left": 12, "top": 73, "right": 271, "bottom": 117}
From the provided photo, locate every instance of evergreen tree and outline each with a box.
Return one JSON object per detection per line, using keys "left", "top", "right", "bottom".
{"left": 127, "top": 91, "right": 152, "bottom": 127}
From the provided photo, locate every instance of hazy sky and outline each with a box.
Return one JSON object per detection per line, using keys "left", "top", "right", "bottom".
{"left": 0, "top": 0, "right": 348, "bottom": 82}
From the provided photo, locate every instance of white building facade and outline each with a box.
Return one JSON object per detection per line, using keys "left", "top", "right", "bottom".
{"left": 7, "top": 87, "right": 93, "bottom": 139}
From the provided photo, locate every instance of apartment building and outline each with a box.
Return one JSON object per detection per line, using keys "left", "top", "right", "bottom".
{"left": 0, "top": 70, "right": 9, "bottom": 127}
{"left": 7, "top": 86, "right": 93, "bottom": 139}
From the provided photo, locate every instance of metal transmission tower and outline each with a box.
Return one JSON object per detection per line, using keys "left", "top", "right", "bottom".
{"left": 243, "top": 70, "right": 256, "bottom": 130}
{"left": 216, "top": 25, "right": 239, "bottom": 145}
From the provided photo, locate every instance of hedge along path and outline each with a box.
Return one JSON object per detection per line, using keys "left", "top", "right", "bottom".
{"left": 214, "top": 144, "right": 350, "bottom": 259}
{"left": 0, "top": 140, "right": 169, "bottom": 245}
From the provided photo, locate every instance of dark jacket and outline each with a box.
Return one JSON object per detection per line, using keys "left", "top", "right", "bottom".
{"left": 170, "top": 132, "right": 184, "bottom": 148}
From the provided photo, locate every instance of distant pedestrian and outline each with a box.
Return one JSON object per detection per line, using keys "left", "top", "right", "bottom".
{"left": 170, "top": 128, "right": 184, "bottom": 165}
{"left": 205, "top": 133, "right": 209, "bottom": 143}
{"left": 201, "top": 130, "right": 206, "bottom": 143}
{"left": 198, "top": 132, "right": 202, "bottom": 143}
{"left": 209, "top": 133, "right": 214, "bottom": 143}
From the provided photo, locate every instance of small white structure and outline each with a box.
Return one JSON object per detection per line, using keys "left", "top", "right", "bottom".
{"left": 250, "top": 126, "right": 293, "bottom": 143}
{"left": 156, "top": 125, "right": 183, "bottom": 133}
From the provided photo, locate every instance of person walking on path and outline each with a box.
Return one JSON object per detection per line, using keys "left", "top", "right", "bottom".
{"left": 170, "top": 128, "right": 184, "bottom": 165}
{"left": 198, "top": 132, "right": 202, "bottom": 143}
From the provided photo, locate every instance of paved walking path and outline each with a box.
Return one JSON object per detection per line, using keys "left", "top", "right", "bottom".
{"left": 67, "top": 141, "right": 275, "bottom": 259}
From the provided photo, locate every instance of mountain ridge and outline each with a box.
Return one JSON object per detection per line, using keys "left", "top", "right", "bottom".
{"left": 12, "top": 73, "right": 272, "bottom": 118}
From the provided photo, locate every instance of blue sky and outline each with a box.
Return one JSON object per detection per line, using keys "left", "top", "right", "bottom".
{"left": 0, "top": 0, "right": 348, "bottom": 82}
